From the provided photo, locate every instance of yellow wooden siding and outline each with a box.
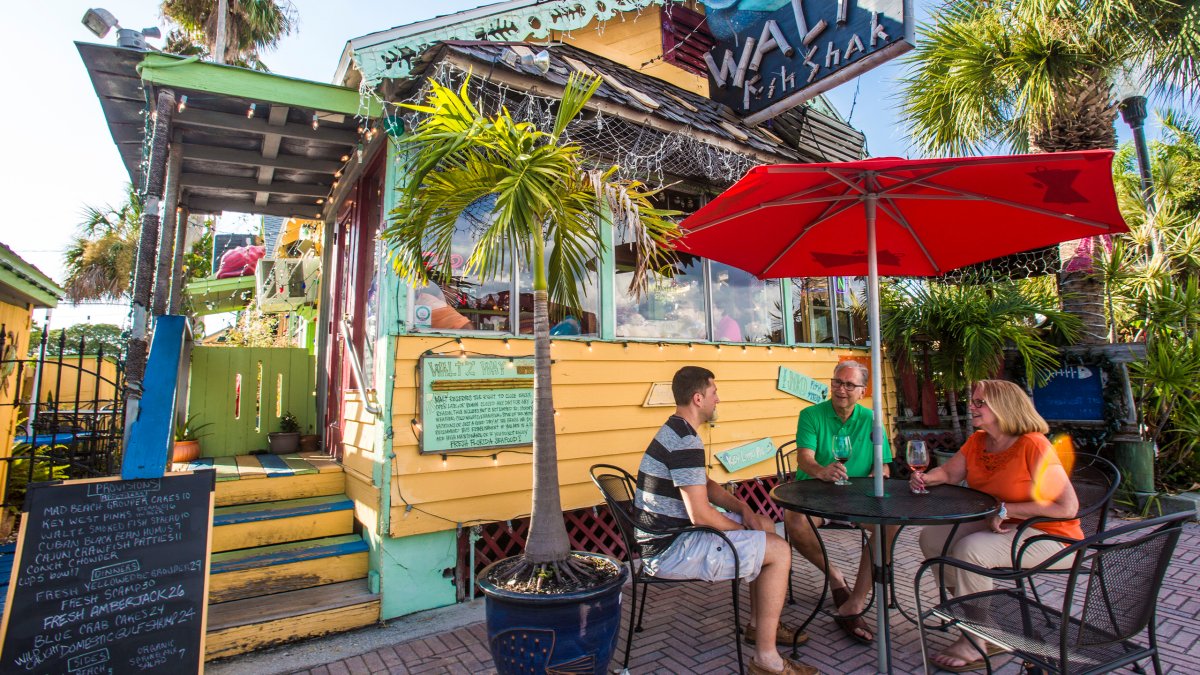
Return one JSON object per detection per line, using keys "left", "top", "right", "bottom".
{"left": 19, "top": 357, "right": 119, "bottom": 407}
{"left": 340, "top": 392, "right": 376, "bottom": 481}
{"left": 554, "top": 6, "right": 709, "bottom": 96}
{"left": 388, "top": 337, "right": 896, "bottom": 538}
{"left": 0, "top": 301, "right": 33, "bottom": 503}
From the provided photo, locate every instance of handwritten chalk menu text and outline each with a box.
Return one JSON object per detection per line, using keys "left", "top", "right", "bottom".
{"left": 0, "top": 472, "right": 215, "bottom": 674}
{"left": 419, "top": 355, "right": 535, "bottom": 453}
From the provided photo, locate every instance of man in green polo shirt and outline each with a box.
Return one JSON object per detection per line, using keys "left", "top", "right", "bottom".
{"left": 784, "top": 360, "right": 894, "bottom": 644}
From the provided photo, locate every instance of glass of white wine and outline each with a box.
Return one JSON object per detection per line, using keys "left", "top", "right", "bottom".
{"left": 907, "top": 440, "right": 929, "bottom": 494}
{"left": 832, "top": 435, "right": 853, "bottom": 486}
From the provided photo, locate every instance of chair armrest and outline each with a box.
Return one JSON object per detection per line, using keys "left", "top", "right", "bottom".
{"left": 917, "top": 537, "right": 1086, "bottom": 594}
{"left": 1013, "top": 532, "right": 1077, "bottom": 568}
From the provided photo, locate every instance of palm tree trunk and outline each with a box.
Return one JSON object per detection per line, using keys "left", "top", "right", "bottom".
{"left": 947, "top": 386, "right": 963, "bottom": 444}
{"left": 123, "top": 88, "right": 175, "bottom": 447}
{"left": 523, "top": 288, "right": 572, "bottom": 563}
{"left": 1030, "top": 75, "right": 1117, "bottom": 346}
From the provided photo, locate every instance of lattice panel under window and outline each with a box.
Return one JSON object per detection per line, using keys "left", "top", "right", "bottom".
{"left": 463, "top": 476, "right": 771, "bottom": 587}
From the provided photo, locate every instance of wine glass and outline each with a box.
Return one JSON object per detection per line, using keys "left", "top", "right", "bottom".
{"left": 832, "top": 435, "right": 853, "bottom": 486}
{"left": 907, "top": 440, "right": 929, "bottom": 494}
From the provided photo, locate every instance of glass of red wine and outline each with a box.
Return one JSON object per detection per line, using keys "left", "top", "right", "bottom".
{"left": 907, "top": 440, "right": 929, "bottom": 494}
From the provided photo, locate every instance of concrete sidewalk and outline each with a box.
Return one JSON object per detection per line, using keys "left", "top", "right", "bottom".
{"left": 212, "top": 519, "right": 1200, "bottom": 674}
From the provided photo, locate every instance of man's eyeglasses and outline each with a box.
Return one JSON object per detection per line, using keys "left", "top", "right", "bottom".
{"left": 830, "top": 378, "right": 866, "bottom": 391}
{"left": 968, "top": 398, "right": 988, "bottom": 408}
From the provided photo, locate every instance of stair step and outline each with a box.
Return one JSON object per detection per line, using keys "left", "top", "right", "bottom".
{"left": 209, "top": 534, "right": 369, "bottom": 603}
{"left": 211, "top": 495, "right": 354, "bottom": 552}
{"left": 173, "top": 453, "right": 344, "bottom": 507}
{"left": 205, "top": 580, "right": 379, "bottom": 660}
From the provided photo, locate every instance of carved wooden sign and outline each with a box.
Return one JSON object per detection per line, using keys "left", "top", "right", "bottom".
{"left": 701, "top": 0, "right": 914, "bottom": 124}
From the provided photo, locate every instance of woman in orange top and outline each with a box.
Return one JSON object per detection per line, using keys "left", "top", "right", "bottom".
{"left": 910, "top": 379, "right": 1081, "bottom": 672}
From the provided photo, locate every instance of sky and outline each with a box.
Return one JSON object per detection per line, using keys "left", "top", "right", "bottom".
{"left": 0, "top": 0, "right": 1178, "bottom": 331}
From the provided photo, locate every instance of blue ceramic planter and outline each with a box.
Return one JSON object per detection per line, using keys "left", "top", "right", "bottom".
{"left": 478, "top": 552, "right": 628, "bottom": 675}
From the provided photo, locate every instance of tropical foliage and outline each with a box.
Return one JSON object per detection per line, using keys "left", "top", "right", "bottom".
{"left": 64, "top": 184, "right": 214, "bottom": 310}
{"left": 160, "top": 0, "right": 296, "bottom": 70}
{"left": 880, "top": 278, "right": 1081, "bottom": 440}
{"left": 1099, "top": 112, "right": 1200, "bottom": 489}
{"left": 897, "top": 0, "right": 1200, "bottom": 344}
{"left": 28, "top": 324, "right": 125, "bottom": 357}
{"left": 384, "top": 73, "right": 677, "bottom": 586}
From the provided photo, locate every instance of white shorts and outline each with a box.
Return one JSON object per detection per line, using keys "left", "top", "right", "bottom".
{"left": 642, "top": 512, "right": 767, "bottom": 583}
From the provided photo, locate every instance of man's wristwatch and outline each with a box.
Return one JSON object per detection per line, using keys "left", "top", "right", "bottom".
{"left": 997, "top": 502, "right": 1008, "bottom": 520}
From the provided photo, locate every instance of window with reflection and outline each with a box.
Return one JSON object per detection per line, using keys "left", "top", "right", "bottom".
{"left": 792, "top": 278, "right": 834, "bottom": 343}
{"left": 516, "top": 245, "right": 599, "bottom": 337}
{"left": 710, "top": 262, "right": 783, "bottom": 343}
{"left": 615, "top": 246, "right": 707, "bottom": 340}
{"left": 410, "top": 197, "right": 513, "bottom": 333}
{"left": 834, "top": 277, "right": 868, "bottom": 345}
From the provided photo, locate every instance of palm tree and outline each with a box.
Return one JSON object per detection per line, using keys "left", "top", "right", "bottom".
{"left": 384, "top": 73, "right": 678, "bottom": 583}
{"left": 160, "top": 0, "right": 295, "bottom": 70}
{"left": 897, "top": 0, "right": 1200, "bottom": 344}
{"left": 64, "top": 184, "right": 142, "bottom": 303}
{"left": 880, "top": 279, "right": 1081, "bottom": 440}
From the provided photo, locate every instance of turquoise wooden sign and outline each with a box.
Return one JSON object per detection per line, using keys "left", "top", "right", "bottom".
{"left": 716, "top": 438, "right": 777, "bottom": 472}
{"left": 777, "top": 366, "right": 829, "bottom": 404}
{"left": 419, "top": 355, "right": 534, "bottom": 453}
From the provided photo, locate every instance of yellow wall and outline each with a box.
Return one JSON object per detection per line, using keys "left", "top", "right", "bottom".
{"left": 342, "top": 392, "right": 381, "bottom": 531}
{"left": 388, "top": 337, "right": 895, "bottom": 538}
{"left": 0, "top": 300, "right": 34, "bottom": 502}
{"left": 20, "top": 357, "right": 119, "bottom": 408}
{"left": 554, "top": 5, "right": 709, "bottom": 96}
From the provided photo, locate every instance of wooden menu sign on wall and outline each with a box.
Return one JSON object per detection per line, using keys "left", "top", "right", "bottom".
{"left": 0, "top": 472, "right": 215, "bottom": 674}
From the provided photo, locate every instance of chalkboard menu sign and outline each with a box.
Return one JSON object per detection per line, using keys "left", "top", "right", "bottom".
{"left": 0, "top": 472, "right": 215, "bottom": 674}
{"left": 1032, "top": 364, "right": 1106, "bottom": 422}
{"left": 419, "top": 354, "right": 535, "bottom": 453}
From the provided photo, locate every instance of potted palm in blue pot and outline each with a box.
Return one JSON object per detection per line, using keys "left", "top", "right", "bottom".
{"left": 384, "top": 72, "right": 677, "bottom": 675}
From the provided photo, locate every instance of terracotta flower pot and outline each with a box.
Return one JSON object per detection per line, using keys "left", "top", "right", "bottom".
{"left": 172, "top": 440, "right": 201, "bottom": 463}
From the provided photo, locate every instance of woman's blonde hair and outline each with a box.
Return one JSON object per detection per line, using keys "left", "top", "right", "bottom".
{"left": 973, "top": 379, "right": 1049, "bottom": 435}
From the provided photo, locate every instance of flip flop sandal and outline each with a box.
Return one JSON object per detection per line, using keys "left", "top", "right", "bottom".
{"left": 830, "top": 587, "right": 872, "bottom": 644}
{"left": 932, "top": 645, "right": 1009, "bottom": 673}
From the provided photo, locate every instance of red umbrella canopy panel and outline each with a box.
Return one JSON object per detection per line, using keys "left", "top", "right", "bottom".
{"left": 677, "top": 150, "right": 1128, "bottom": 279}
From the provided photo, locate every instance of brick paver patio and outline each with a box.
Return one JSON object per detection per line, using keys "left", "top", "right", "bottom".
{"left": 291, "top": 519, "right": 1200, "bottom": 674}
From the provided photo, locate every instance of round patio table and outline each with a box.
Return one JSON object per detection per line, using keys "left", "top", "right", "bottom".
{"left": 771, "top": 478, "right": 998, "bottom": 675}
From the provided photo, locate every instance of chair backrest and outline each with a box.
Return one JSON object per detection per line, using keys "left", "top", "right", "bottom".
{"left": 589, "top": 464, "right": 641, "bottom": 562}
{"left": 776, "top": 440, "right": 797, "bottom": 485}
{"left": 1068, "top": 511, "right": 1190, "bottom": 647}
{"left": 1069, "top": 453, "right": 1121, "bottom": 537}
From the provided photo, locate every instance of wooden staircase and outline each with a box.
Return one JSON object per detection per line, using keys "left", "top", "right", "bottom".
{"left": 173, "top": 452, "right": 380, "bottom": 660}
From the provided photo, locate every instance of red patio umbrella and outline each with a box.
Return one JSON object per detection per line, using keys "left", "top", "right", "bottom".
{"left": 677, "top": 149, "right": 1127, "bottom": 672}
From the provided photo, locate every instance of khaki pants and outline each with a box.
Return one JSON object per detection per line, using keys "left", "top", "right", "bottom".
{"left": 919, "top": 520, "right": 1072, "bottom": 596}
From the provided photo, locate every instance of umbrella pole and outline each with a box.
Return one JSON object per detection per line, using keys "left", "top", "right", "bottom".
{"left": 866, "top": 190, "right": 891, "bottom": 673}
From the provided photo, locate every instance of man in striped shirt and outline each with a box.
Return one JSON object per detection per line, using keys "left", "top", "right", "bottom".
{"left": 633, "top": 366, "right": 818, "bottom": 675}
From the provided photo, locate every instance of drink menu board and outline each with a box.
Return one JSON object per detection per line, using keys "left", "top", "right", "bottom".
{"left": 0, "top": 472, "right": 215, "bottom": 674}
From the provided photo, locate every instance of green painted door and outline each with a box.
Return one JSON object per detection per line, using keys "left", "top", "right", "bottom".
{"left": 187, "top": 347, "right": 316, "bottom": 456}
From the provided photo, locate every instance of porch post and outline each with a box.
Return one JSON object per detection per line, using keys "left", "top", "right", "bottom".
{"left": 154, "top": 130, "right": 185, "bottom": 316}
{"left": 169, "top": 206, "right": 191, "bottom": 314}
{"left": 123, "top": 87, "right": 175, "bottom": 447}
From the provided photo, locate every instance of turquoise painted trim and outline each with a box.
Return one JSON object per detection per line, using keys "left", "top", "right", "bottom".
{"left": 213, "top": 495, "right": 352, "bottom": 526}
{"left": 123, "top": 315, "right": 187, "bottom": 479}
{"left": 377, "top": 137, "right": 403, "bottom": 546}
{"left": 211, "top": 535, "right": 368, "bottom": 574}
{"left": 257, "top": 453, "right": 297, "bottom": 477}
{"left": 379, "top": 529, "right": 458, "bottom": 620}
{"left": 781, "top": 279, "right": 796, "bottom": 345}
{"left": 599, "top": 205, "right": 615, "bottom": 341}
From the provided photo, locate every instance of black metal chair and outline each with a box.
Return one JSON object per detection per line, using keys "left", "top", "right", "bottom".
{"left": 589, "top": 463, "right": 746, "bottom": 675}
{"left": 1010, "top": 452, "right": 1122, "bottom": 568}
{"left": 916, "top": 511, "right": 1192, "bottom": 675}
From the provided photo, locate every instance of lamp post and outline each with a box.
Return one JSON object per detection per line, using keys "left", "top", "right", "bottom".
{"left": 1118, "top": 94, "right": 1156, "bottom": 212}
{"left": 81, "top": 8, "right": 161, "bottom": 51}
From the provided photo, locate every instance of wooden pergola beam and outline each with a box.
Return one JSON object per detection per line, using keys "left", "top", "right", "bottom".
{"left": 180, "top": 173, "right": 329, "bottom": 197}
{"left": 182, "top": 143, "right": 342, "bottom": 173}
{"left": 175, "top": 107, "right": 358, "bottom": 145}
{"left": 186, "top": 197, "right": 323, "bottom": 219}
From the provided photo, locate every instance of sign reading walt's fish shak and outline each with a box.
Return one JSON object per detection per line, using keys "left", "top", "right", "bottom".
{"left": 702, "top": 0, "right": 914, "bottom": 124}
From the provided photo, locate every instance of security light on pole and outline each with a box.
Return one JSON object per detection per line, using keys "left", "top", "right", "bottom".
{"left": 82, "top": 8, "right": 161, "bottom": 51}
